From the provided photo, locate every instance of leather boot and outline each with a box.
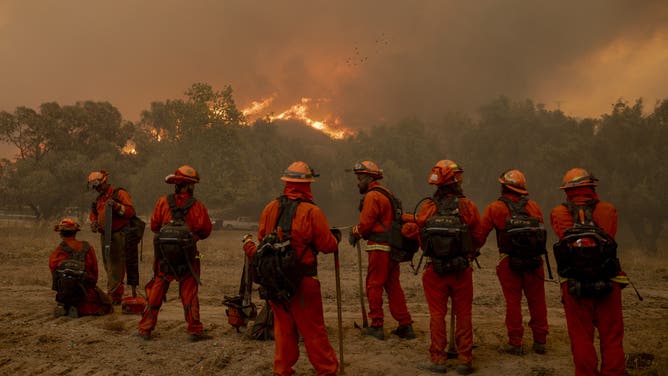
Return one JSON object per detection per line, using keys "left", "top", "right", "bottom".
{"left": 391, "top": 323, "right": 416, "bottom": 339}
{"left": 360, "top": 326, "right": 384, "bottom": 340}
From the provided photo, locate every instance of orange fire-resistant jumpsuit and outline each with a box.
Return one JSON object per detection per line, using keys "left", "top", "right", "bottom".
{"left": 406, "top": 193, "right": 484, "bottom": 366}
{"left": 137, "top": 192, "right": 212, "bottom": 337}
{"left": 243, "top": 182, "right": 339, "bottom": 376}
{"left": 354, "top": 181, "right": 412, "bottom": 329}
{"left": 550, "top": 186, "right": 627, "bottom": 376}
{"left": 90, "top": 184, "right": 136, "bottom": 303}
{"left": 481, "top": 192, "right": 549, "bottom": 348}
{"left": 49, "top": 237, "right": 112, "bottom": 316}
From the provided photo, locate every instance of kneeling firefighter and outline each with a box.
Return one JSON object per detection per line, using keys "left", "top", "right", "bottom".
{"left": 243, "top": 161, "right": 340, "bottom": 376}
{"left": 49, "top": 218, "right": 113, "bottom": 318}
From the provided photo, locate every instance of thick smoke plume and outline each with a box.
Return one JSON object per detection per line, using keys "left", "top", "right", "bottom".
{"left": 0, "top": 0, "right": 667, "bottom": 136}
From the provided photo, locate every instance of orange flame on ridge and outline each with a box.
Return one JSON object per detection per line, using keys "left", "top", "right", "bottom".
{"left": 242, "top": 96, "right": 356, "bottom": 140}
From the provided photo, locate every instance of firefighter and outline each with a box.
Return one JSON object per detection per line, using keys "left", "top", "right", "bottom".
{"left": 49, "top": 218, "right": 113, "bottom": 317}
{"left": 404, "top": 160, "right": 484, "bottom": 375}
{"left": 550, "top": 168, "right": 628, "bottom": 376}
{"left": 88, "top": 170, "right": 139, "bottom": 304}
{"left": 348, "top": 160, "right": 415, "bottom": 341}
{"left": 480, "top": 169, "right": 549, "bottom": 355}
{"left": 242, "top": 161, "right": 340, "bottom": 376}
{"left": 137, "top": 165, "right": 212, "bottom": 341}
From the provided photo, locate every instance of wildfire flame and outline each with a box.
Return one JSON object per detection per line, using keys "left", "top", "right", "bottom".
{"left": 122, "top": 140, "right": 137, "bottom": 155}
{"left": 242, "top": 95, "right": 276, "bottom": 117}
{"left": 242, "top": 96, "right": 356, "bottom": 140}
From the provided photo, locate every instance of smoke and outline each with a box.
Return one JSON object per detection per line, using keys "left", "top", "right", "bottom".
{"left": 0, "top": 0, "right": 667, "bottom": 136}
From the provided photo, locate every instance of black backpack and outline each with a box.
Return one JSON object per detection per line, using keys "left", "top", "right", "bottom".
{"left": 420, "top": 196, "right": 472, "bottom": 274}
{"left": 53, "top": 241, "right": 89, "bottom": 306}
{"left": 553, "top": 200, "right": 620, "bottom": 297}
{"left": 364, "top": 187, "right": 419, "bottom": 263}
{"left": 499, "top": 196, "right": 547, "bottom": 272}
{"left": 154, "top": 194, "right": 197, "bottom": 277}
{"left": 251, "top": 196, "right": 316, "bottom": 303}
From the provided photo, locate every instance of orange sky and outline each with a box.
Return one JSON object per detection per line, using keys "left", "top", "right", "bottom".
{"left": 1, "top": 1, "right": 667, "bottom": 159}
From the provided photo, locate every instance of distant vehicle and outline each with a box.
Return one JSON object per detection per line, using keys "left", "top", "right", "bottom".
{"left": 210, "top": 216, "right": 223, "bottom": 231}
{"left": 221, "top": 216, "right": 258, "bottom": 231}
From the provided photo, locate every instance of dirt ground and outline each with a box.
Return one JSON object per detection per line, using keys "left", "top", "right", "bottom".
{"left": 0, "top": 223, "right": 666, "bottom": 376}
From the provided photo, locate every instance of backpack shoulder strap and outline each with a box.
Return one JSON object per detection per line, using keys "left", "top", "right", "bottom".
{"left": 368, "top": 186, "right": 398, "bottom": 219}
{"left": 167, "top": 194, "right": 196, "bottom": 221}
{"left": 275, "top": 196, "right": 312, "bottom": 233}
{"left": 112, "top": 187, "right": 123, "bottom": 201}
{"left": 59, "top": 241, "right": 86, "bottom": 262}
{"left": 433, "top": 195, "right": 459, "bottom": 216}
{"left": 563, "top": 199, "right": 599, "bottom": 226}
{"left": 500, "top": 196, "right": 529, "bottom": 216}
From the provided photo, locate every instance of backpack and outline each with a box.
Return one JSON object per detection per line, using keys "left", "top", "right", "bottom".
{"left": 499, "top": 196, "right": 547, "bottom": 272}
{"left": 364, "top": 187, "right": 419, "bottom": 263}
{"left": 420, "top": 196, "right": 472, "bottom": 274}
{"left": 248, "top": 302, "right": 274, "bottom": 341}
{"left": 553, "top": 200, "right": 620, "bottom": 298}
{"left": 53, "top": 241, "right": 89, "bottom": 306}
{"left": 110, "top": 188, "right": 146, "bottom": 244}
{"left": 154, "top": 194, "right": 197, "bottom": 277}
{"left": 251, "top": 196, "right": 315, "bottom": 303}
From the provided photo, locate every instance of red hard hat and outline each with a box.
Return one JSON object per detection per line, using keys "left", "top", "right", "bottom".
{"left": 498, "top": 169, "right": 528, "bottom": 195}
{"left": 54, "top": 217, "right": 81, "bottom": 232}
{"left": 560, "top": 168, "right": 598, "bottom": 189}
{"left": 281, "top": 161, "right": 319, "bottom": 182}
{"left": 87, "top": 170, "right": 108, "bottom": 189}
{"left": 428, "top": 159, "right": 463, "bottom": 186}
{"left": 352, "top": 160, "right": 383, "bottom": 179}
{"left": 165, "top": 165, "right": 200, "bottom": 184}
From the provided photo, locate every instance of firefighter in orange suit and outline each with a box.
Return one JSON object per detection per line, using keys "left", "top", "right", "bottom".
{"left": 243, "top": 161, "right": 340, "bottom": 376}
{"left": 480, "top": 169, "right": 549, "bottom": 355}
{"left": 50, "top": 218, "right": 113, "bottom": 317}
{"left": 137, "top": 165, "right": 212, "bottom": 341}
{"left": 88, "top": 170, "right": 138, "bottom": 304}
{"left": 404, "top": 160, "right": 484, "bottom": 375}
{"left": 550, "top": 168, "right": 628, "bottom": 376}
{"left": 348, "top": 160, "right": 415, "bottom": 340}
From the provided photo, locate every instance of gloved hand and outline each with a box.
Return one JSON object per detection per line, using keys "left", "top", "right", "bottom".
{"left": 242, "top": 233, "right": 253, "bottom": 244}
{"left": 330, "top": 228, "right": 342, "bottom": 244}
{"left": 348, "top": 226, "right": 360, "bottom": 247}
{"left": 90, "top": 221, "right": 99, "bottom": 233}
{"left": 107, "top": 200, "right": 123, "bottom": 214}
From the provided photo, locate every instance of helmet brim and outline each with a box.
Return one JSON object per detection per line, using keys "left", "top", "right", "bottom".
{"left": 280, "top": 176, "right": 315, "bottom": 183}
{"left": 165, "top": 174, "right": 199, "bottom": 184}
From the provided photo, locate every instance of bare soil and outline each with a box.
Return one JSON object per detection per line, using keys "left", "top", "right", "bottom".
{"left": 0, "top": 223, "right": 666, "bottom": 376}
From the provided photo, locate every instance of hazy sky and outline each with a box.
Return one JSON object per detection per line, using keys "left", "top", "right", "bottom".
{"left": 1, "top": 1, "right": 667, "bottom": 157}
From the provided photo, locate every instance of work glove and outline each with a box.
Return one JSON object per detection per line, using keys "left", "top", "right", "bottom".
{"left": 348, "top": 225, "right": 361, "bottom": 247}
{"left": 107, "top": 200, "right": 123, "bottom": 214}
{"left": 242, "top": 233, "right": 253, "bottom": 244}
{"left": 90, "top": 221, "right": 98, "bottom": 233}
{"left": 242, "top": 233, "right": 256, "bottom": 259}
{"left": 330, "top": 228, "right": 342, "bottom": 244}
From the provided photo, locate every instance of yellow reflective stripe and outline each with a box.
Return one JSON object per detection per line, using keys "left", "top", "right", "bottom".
{"left": 558, "top": 276, "right": 630, "bottom": 284}
{"left": 365, "top": 244, "right": 391, "bottom": 252}
{"left": 611, "top": 275, "right": 629, "bottom": 284}
{"left": 499, "top": 253, "right": 509, "bottom": 262}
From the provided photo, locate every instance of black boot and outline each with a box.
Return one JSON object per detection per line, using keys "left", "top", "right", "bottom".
{"left": 360, "top": 326, "right": 384, "bottom": 340}
{"left": 391, "top": 323, "right": 416, "bottom": 339}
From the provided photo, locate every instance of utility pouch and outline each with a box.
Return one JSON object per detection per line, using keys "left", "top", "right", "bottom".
{"left": 431, "top": 256, "right": 469, "bottom": 275}
{"left": 566, "top": 279, "right": 612, "bottom": 299}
